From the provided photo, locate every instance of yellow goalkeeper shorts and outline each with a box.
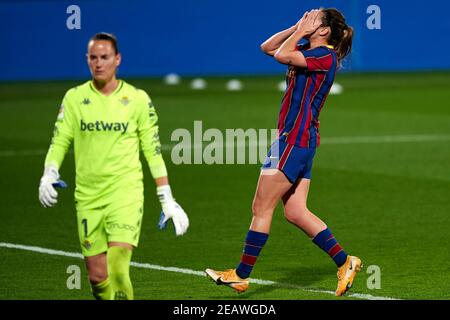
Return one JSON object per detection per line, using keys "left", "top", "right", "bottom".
{"left": 76, "top": 201, "right": 144, "bottom": 257}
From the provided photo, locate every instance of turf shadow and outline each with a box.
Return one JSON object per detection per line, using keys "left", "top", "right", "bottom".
{"left": 244, "top": 264, "right": 334, "bottom": 298}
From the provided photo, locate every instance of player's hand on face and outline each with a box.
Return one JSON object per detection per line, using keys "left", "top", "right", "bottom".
{"left": 295, "top": 11, "right": 310, "bottom": 30}
{"left": 297, "top": 9, "right": 322, "bottom": 34}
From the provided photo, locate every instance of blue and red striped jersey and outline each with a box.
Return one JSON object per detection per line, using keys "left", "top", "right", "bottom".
{"left": 277, "top": 44, "right": 337, "bottom": 148}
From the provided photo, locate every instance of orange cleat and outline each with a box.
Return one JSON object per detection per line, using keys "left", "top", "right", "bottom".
{"left": 205, "top": 268, "right": 249, "bottom": 293}
{"left": 335, "top": 255, "right": 363, "bottom": 296}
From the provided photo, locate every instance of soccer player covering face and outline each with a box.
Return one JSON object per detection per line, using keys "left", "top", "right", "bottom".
{"left": 206, "top": 8, "right": 362, "bottom": 296}
{"left": 38, "top": 33, "right": 189, "bottom": 300}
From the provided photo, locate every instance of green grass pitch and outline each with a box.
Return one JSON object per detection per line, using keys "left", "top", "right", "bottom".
{"left": 0, "top": 72, "right": 449, "bottom": 300}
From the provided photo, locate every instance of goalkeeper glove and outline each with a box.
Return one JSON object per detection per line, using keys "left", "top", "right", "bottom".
{"left": 157, "top": 185, "right": 189, "bottom": 236}
{"left": 38, "top": 166, "right": 67, "bottom": 208}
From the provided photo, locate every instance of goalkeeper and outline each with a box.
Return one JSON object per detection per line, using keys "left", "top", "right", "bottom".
{"left": 38, "top": 32, "right": 189, "bottom": 300}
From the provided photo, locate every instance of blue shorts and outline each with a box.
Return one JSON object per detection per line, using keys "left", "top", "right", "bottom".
{"left": 262, "top": 139, "right": 316, "bottom": 183}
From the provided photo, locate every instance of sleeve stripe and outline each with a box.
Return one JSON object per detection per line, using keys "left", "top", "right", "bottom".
{"left": 305, "top": 53, "right": 333, "bottom": 71}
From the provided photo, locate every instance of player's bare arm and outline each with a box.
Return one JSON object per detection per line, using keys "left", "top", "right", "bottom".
{"left": 260, "top": 25, "right": 297, "bottom": 56}
{"left": 155, "top": 176, "right": 169, "bottom": 186}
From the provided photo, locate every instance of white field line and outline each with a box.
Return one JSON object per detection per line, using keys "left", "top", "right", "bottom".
{"left": 1, "top": 134, "right": 449, "bottom": 157}
{"left": 0, "top": 242, "right": 399, "bottom": 300}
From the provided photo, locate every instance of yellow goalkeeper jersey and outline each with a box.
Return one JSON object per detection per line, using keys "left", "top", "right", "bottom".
{"left": 45, "top": 80, "right": 167, "bottom": 210}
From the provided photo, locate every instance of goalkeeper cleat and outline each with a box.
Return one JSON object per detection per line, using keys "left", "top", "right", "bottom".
{"left": 205, "top": 268, "right": 249, "bottom": 293}
{"left": 335, "top": 255, "right": 363, "bottom": 296}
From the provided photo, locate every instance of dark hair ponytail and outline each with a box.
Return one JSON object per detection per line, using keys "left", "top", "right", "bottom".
{"left": 321, "top": 8, "right": 353, "bottom": 66}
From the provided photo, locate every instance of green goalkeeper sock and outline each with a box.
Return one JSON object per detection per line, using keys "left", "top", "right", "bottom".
{"left": 91, "top": 277, "right": 112, "bottom": 300}
{"left": 107, "top": 246, "right": 134, "bottom": 300}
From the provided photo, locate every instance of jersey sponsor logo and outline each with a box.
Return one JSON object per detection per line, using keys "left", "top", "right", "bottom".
{"left": 107, "top": 222, "right": 137, "bottom": 232}
{"left": 80, "top": 119, "right": 129, "bottom": 134}
{"left": 81, "top": 98, "right": 91, "bottom": 105}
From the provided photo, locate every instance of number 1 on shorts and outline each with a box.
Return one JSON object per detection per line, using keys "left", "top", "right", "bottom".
{"left": 81, "top": 218, "right": 88, "bottom": 237}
